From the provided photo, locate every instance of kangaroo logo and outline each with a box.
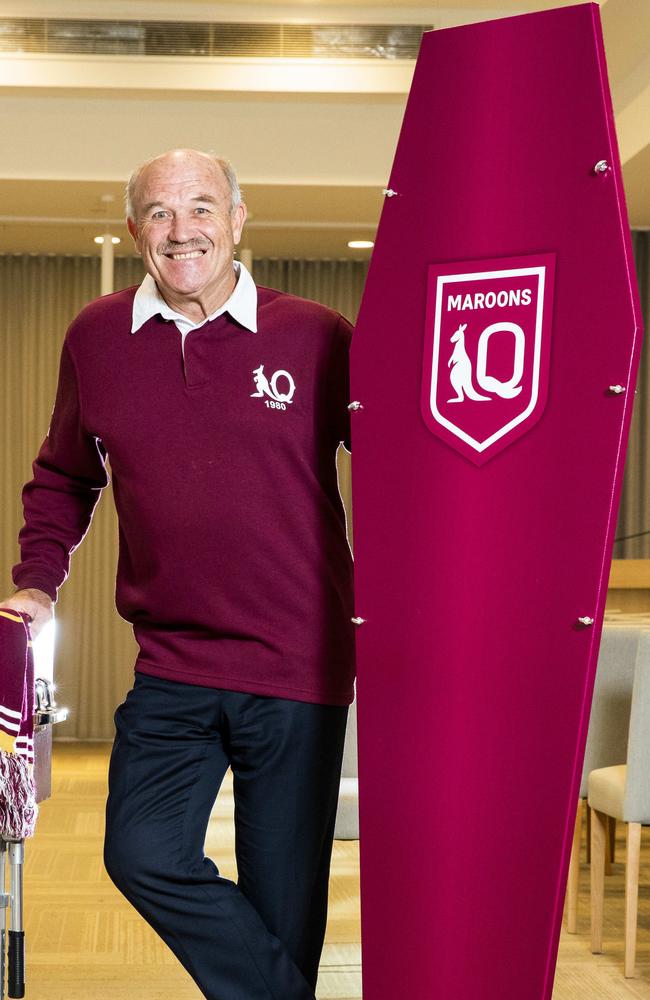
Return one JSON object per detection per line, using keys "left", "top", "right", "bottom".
{"left": 448, "top": 322, "right": 524, "bottom": 403}
{"left": 251, "top": 364, "right": 296, "bottom": 404}
{"left": 447, "top": 324, "right": 491, "bottom": 403}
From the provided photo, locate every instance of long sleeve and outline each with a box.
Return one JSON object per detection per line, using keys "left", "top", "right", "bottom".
{"left": 11, "top": 338, "right": 109, "bottom": 603}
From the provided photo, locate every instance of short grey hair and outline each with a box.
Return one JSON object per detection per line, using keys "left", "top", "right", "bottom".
{"left": 125, "top": 149, "right": 242, "bottom": 220}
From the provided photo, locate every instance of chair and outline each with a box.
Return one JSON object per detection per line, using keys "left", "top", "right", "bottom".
{"left": 589, "top": 629, "right": 650, "bottom": 977}
{"left": 334, "top": 695, "right": 359, "bottom": 839}
{"left": 565, "top": 625, "right": 640, "bottom": 932}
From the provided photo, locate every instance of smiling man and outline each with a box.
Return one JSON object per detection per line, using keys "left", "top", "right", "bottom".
{"left": 1, "top": 148, "right": 355, "bottom": 1000}
{"left": 126, "top": 149, "right": 247, "bottom": 323}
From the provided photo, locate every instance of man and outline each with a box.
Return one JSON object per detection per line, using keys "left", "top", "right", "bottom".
{"left": 0, "top": 148, "right": 355, "bottom": 999}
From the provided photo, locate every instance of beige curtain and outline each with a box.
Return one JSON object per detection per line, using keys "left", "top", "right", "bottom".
{"left": 0, "top": 254, "right": 367, "bottom": 739}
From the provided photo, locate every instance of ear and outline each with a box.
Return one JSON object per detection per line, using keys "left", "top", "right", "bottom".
{"left": 127, "top": 216, "right": 141, "bottom": 252}
{"left": 231, "top": 201, "right": 248, "bottom": 246}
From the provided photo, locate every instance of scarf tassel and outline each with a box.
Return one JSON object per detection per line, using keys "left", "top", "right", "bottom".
{"left": 0, "top": 750, "right": 38, "bottom": 840}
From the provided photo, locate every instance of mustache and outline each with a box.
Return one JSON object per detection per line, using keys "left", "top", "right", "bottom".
{"left": 159, "top": 240, "right": 211, "bottom": 254}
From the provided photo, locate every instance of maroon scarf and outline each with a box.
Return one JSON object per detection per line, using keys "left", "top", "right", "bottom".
{"left": 0, "top": 609, "right": 37, "bottom": 838}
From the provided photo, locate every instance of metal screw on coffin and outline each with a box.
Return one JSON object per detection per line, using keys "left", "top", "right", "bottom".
{"left": 593, "top": 160, "right": 610, "bottom": 175}
{"left": 382, "top": 188, "right": 398, "bottom": 198}
{"left": 577, "top": 616, "right": 595, "bottom": 627}
{"left": 608, "top": 385, "right": 626, "bottom": 394}
{"left": 348, "top": 401, "right": 364, "bottom": 411}
{"left": 351, "top": 616, "right": 366, "bottom": 626}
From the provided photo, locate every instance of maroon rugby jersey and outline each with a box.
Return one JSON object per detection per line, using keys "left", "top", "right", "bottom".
{"left": 12, "top": 285, "right": 355, "bottom": 706}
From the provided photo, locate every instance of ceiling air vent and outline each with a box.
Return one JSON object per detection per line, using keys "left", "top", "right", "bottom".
{"left": 0, "top": 19, "right": 429, "bottom": 60}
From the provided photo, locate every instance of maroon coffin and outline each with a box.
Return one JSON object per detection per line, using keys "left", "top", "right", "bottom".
{"left": 349, "top": 5, "right": 642, "bottom": 1000}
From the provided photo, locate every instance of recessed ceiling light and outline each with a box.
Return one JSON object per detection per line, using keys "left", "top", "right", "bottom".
{"left": 94, "top": 236, "right": 104, "bottom": 244}
{"left": 348, "top": 240, "right": 374, "bottom": 249}
{"left": 111, "top": 237, "right": 121, "bottom": 245}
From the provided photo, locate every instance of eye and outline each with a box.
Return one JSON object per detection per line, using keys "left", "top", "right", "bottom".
{"left": 150, "top": 210, "right": 168, "bottom": 220}
{"left": 195, "top": 206, "right": 211, "bottom": 215}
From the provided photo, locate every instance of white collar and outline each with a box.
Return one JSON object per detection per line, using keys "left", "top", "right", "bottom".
{"left": 130, "top": 259, "right": 258, "bottom": 335}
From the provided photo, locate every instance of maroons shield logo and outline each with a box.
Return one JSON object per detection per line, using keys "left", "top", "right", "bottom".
{"left": 421, "top": 254, "right": 556, "bottom": 465}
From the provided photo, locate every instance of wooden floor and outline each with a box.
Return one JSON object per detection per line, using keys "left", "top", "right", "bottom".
{"left": 12, "top": 744, "right": 650, "bottom": 999}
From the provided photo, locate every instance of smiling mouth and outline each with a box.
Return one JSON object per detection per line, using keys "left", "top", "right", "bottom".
{"left": 163, "top": 249, "right": 207, "bottom": 260}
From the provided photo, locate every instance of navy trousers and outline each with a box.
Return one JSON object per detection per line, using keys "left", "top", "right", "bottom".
{"left": 103, "top": 672, "right": 349, "bottom": 999}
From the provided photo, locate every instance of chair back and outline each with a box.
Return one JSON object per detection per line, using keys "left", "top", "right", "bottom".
{"left": 579, "top": 625, "right": 640, "bottom": 798}
{"left": 623, "top": 631, "right": 650, "bottom": 823}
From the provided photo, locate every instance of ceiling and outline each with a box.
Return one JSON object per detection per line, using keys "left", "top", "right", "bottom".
{"left": 0, "top": 0, "right": 647, "bottom": 258}
{"left": 1, "top": 0, "right": 594, "bottom": 13}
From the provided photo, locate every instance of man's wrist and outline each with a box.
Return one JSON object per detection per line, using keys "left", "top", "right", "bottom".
{"left": 14, "top": 586, "right": 54, "bottom": 605}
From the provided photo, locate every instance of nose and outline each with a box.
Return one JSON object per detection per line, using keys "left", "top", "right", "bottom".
{"left": 166, "top": 211, "right": 198, "bottom": 245}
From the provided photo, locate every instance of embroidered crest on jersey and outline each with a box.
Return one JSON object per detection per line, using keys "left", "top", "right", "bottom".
{"left": 251, "top": 364, "right": 296, "bottom": 405}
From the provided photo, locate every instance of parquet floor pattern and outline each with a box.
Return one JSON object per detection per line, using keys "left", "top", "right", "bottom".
{"left": 13, "top": 744, "right": 650, "bottom": 999}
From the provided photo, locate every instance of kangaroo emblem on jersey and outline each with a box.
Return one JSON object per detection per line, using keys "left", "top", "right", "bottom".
{"left": 251, "top": 364, "right": 296, "bottom": 404}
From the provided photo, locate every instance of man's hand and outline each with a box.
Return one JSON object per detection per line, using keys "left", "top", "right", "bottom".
{"left": 0, "top": 588, "right": 54, "bottom": 639}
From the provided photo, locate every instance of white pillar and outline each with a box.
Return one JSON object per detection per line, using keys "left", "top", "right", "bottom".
{"left": 239, "top": 247, "right": 253, "bottom": 276}
{"left": 101, "top": 234, "right": 115, "bottom": 296}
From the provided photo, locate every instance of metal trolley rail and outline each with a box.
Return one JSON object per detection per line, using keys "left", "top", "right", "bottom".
{"left": 1, "top": 679, "right": 68, "bottom": 998}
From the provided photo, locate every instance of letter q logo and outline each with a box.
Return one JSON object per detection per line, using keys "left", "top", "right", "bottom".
{"left": 475, "top": 322, "right": 525, "bottom": 400}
